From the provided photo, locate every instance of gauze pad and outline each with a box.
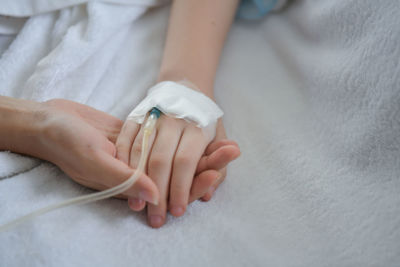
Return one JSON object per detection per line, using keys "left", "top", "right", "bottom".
{"left": 127, "top": 81, "right": 223, "bottom": 140}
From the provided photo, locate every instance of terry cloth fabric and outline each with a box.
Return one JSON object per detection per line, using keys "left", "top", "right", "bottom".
{"left": 0, "top": 0, "right": 399, "bottom": 266}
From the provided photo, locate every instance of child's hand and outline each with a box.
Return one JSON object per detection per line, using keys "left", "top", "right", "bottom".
{"left": 116, "top": 115, "right": 240, "bottom": 228}
{"left": 128, "top": 133, "right": 240, "bottom": 206}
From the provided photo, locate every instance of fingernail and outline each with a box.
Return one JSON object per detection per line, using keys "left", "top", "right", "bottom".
{"left": 128, "top": 198, "right": 144, "bottom": 207}
{"left": 170, "top": 206, "right": 185, "bottom": 217}
{"left": 149, "top": 215, "right": 163, "bottom": 228}
{"left": 139, "top": 190, "right": 158, "bottom": 205}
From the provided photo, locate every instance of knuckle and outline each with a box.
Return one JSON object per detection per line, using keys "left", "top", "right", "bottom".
{"left": 174, "top": 153, "right": 194, "bottom": 166}
{"left": 122, "top": 120, "right": 135, "bottom": 131}
{"left": 131, "top": 143, "right": 142, "bottom": 155}
{"left": 87, "top": 148, "right": 104, "bottom": 163}
{"left": 115, "top": 142, "right": 129, "bottom": 152}
{"left": 83, "top": 144, "right": 99, "bottom": 155}
{"left": 149, "top": 154, "right": 168, "bottom": 169}
{"left": 116, "top": 131, "right": 132, "bottom": 144}
{"left": 161, "top": 116, "right": 185, "bottom": 129}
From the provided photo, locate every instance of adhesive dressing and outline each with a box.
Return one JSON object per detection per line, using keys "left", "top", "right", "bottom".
{"left": 0, "top": 108, "right": 160, "bottom": 232}
{"left": 127, "top": 81, "right": 223, "bottom": 141}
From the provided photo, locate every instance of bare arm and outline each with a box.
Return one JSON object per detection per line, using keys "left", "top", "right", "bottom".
{"left": 0, "top": 96, "right": 44, "bottom": 155}
{"left": 158, "top": 0, "right": 239, "bottom": 97}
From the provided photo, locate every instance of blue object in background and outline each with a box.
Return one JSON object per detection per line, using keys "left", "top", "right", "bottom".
{"left": 237, "top": 0, "right": 278, "bottom": 20}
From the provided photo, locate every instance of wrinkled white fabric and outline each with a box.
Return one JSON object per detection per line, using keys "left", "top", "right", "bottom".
{"left": 0, "top": 0, "right": 400, "bottom": 266}
{"left": 0, "top": 0, "right": 166, "bottom": 17}
{"left": 127, "top": 81, "right": 223, "bottom": 139}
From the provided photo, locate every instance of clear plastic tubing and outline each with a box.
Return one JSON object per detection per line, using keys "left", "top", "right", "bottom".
{"left": 0, "top": 108, "right": 161, "bottom": 233}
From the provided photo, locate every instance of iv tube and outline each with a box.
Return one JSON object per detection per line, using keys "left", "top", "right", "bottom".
{"left": 0, "top": 108, "right": 161, "bottom": 233}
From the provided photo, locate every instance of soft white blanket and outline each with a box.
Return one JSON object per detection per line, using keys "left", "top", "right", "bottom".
{"left": 0, "top": 0, "right": 399, "bottom": 266}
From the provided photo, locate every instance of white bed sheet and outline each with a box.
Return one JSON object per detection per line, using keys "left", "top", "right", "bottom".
{"left": 1, "top": 1, "right": 399, "bottom": 266}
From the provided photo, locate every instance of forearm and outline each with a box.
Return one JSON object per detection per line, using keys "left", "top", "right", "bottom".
{"left": 158, "top": 0, "right": 239, "bottom": 98}
{"left": 0, "top": 96, "right": 45, "bottom": 155}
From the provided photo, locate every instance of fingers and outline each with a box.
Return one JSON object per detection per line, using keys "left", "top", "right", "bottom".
{"left": 188, "top": 140, "right": 240, "bottom": 203}
{"left": 116, "top": 116, "right": 241, "bottom": 227}
{"left": 188, "top": 170, "right": 220, "bottom": 203}
{"left": 201, "top": 168, "right": 226, "bottom": 202}
{"left": 169, "top": 126, "right": 208, "bottom": 217}
{"left": 129, "top": 121, "right": 157, "bottom": 169}
{"left": 205, "top": 139, "right": 239, "bottom": 156}
{"left": 115, "top": 120, "right": 140, "bottom": 165}
{"left": 196, "top": 142, "right": 240, "bottom": 174}
{"left": 128, "top": 198, "right": 146, "bottom": 211}
{"left": 146, "top": 119, "right": 183, "bottom": 228}
{"left": 92, "top": 150, "right": 160, "bottom": 204}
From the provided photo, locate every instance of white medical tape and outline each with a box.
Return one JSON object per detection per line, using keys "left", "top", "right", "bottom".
{"left": 127, "top": 81, "right": 223, "bottom": 140}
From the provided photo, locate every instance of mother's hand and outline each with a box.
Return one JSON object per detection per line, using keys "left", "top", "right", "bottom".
{"left": 36, "top": 99, "right": 160, "bottom": 204}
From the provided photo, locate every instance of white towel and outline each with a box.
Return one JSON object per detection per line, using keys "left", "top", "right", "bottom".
{"left": 0, "top": 1, "right": 166, "bottom": 178}
{"left": 0, "top": 0, "right": 399, "bottom": 266}
{"left": 0, "top": 0, "right": 165, "bottom": 17}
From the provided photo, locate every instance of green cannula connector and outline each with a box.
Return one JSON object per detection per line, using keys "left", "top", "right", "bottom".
{"left": 150, "top": 107, "right": 162, "bottom": 118}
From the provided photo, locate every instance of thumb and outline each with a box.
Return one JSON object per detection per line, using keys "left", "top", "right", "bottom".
{"left": 96, "top": 151, "right": 160, "bottom": 205}
{"left": 196, "top": 142, "right": 240, "bottom": 174}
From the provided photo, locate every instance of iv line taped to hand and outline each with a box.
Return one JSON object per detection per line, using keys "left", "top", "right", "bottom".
{"left": 0, "top": 108, "right": 161, "bottom": 233}
{"left": 127, "top": 81, "right": 223, "bottom": 142}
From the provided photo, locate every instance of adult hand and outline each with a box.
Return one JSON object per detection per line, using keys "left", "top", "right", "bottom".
{"left": 35, "top": 99, "right": 160, "bottom": 204}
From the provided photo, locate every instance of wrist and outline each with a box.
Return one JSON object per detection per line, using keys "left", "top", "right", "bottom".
{"left": 0, "top": 96, "right": 48, "bottom": 156}
{"left": 157, "top": 73, "right": 215, "bottom": 99}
